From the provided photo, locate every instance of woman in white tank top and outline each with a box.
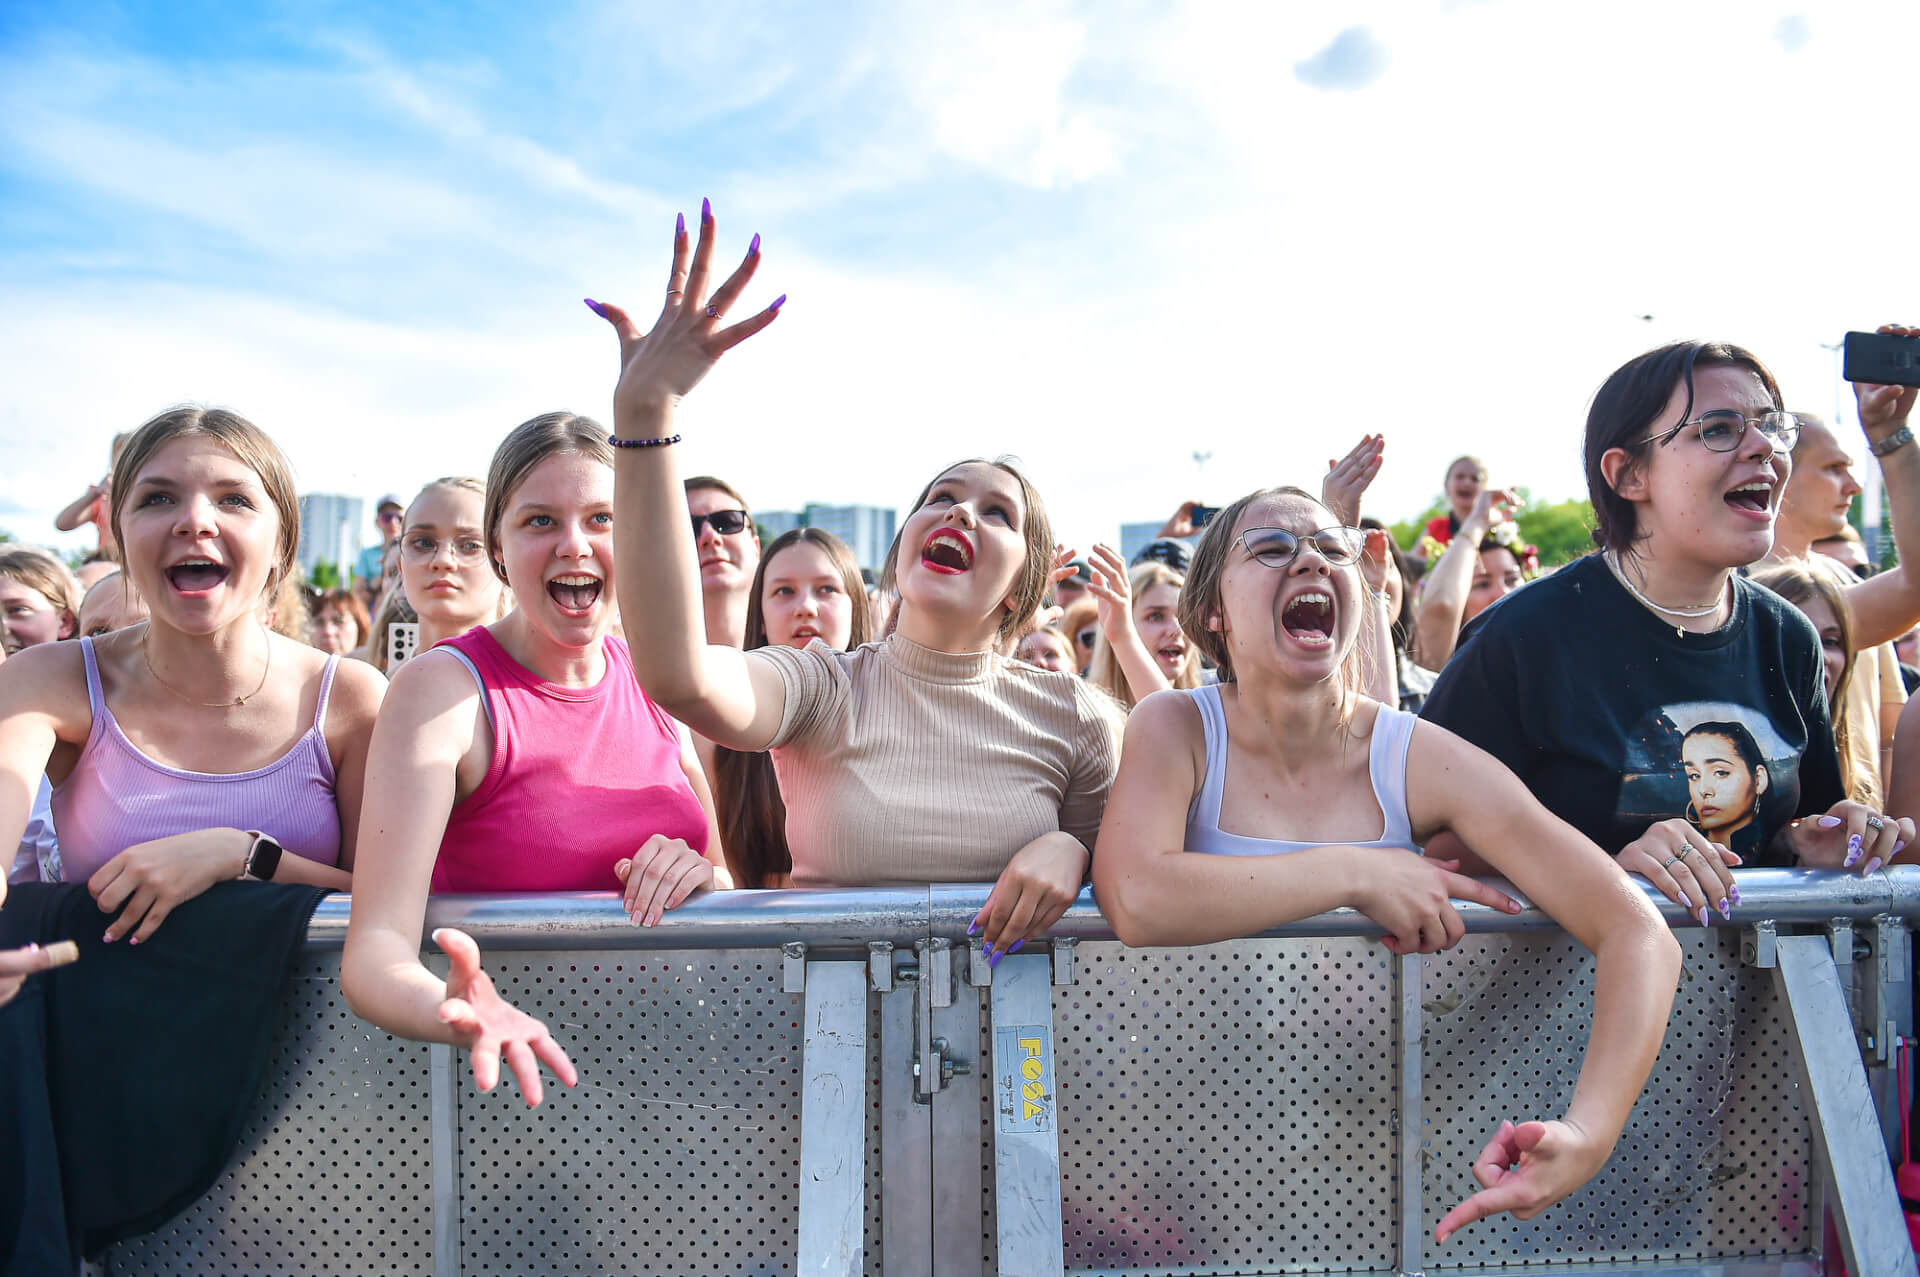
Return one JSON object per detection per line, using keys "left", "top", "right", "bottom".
{"left": 1092, "top": 485, "right": 1681, "bottom": 1245}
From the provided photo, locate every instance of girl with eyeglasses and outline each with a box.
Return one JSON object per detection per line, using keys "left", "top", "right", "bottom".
{"left": 1093, "top": 484, "right": 1683, "bottom": 1242}
{"left": 397, "top": 477, "right": 508, "bottom": 655}
{"left": 589, "top": 204, "right": 1116, "bottom": 971}
{"left": 342, "top": 413, "right": 727, "bottom": 1107}
{"left": 1420, "top": 341, "right": 1912, "bottom": 922}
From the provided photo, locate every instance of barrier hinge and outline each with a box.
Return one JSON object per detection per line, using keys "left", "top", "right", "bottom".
{"left": 1826, "top": 917, "right": 1854, "bottom": 968}
{"left": 1052, "top": 936, "right": 1078, "bottom": 986}
{"left": 867, "top": 941, "right": 894, "bottom": 992}
{"left": 1741, "top": 920, "right": 1778, "bottom": 969}
{"left": 782, "top": 942, "right": 807, "bottom": 992}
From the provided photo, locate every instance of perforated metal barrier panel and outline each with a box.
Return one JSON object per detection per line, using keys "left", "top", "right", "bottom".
{"left": 102, "top": 927, "right": 1834, "bottom": 1275}
{"left": 1421, "top": 929, "right": 1809, "bottom": 1270}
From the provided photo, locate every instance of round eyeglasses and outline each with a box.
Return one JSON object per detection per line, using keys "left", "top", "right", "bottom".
{"left": 1631, "top": 409, "right": 1799, "bottom": 455}
{"left": 1236, "top": 526, "right": 1364, "bottom": 568}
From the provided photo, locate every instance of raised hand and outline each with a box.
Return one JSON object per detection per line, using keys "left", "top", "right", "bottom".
{"left": 1616, "top": 818, "right": 1738, "bottom": 926}
{"left": 969, "top": 831, "right": 1088, "bottom": 964}
{"left": 586, "top": 201, "right": 785, "bottom": 429}
{"left": 616, "top": 834, "right": 717, "bottom": 927}
{"left": 1854, "top": 324, "right": 1918, "bottom": 440}
{"left": 1359, "top": 527, "right": 1394, "bottom": 598}
{"left": 1083, "top": 543, "right": 1136, "bottom": 648}
{"left": 1434, "top": 1118, "right": 1609, "bottom": 1242}
{"left": 1156, "top": 502, "right": 1204, "bottom": 541}
{"left": 1353, "top": 849, "right": 1522, "bottom": 954}
{"left": 0, "top": 939, "right": 78, "bottom": 1007}
{"left": 1322, "top": 434, "right": 1385, "bottom": 527}
{"left": 1785, "top": 800, "right": 1914, "bottom": 874}
{"left": 433, "top": 928, "right": 578, "bottom": 1107}
{"left": 1466, "top": 485, "right": 1523, "bottom": 536}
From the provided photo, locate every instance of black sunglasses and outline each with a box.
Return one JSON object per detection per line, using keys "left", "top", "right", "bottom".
{"left": 691, "top": 509, "right": 752, "bottom": 537}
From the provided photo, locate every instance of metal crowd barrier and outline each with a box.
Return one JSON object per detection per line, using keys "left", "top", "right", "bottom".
{"left": 101, "top": 868, "right": 1920, "bottom": 1276}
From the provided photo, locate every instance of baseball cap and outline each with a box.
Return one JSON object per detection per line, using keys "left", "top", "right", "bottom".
{"left": 1131, "top": 539, "right": 1192, "bottom": 573}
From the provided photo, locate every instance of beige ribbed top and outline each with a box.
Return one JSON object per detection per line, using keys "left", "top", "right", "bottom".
{"left": 756, "top": 634, "right": 1119, "bottom": 887}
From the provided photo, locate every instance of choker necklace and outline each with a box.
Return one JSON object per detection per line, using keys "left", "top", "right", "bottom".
{"left": 141, "top": 629, "right": 273, "bottom": 708}
{"left": 1604, "top": 552, "right": 1728, "bottom": 637}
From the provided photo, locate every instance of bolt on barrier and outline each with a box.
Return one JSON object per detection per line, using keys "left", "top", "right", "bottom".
{"left": 104, "top": 867, "right": 1920, "bottom": 1277}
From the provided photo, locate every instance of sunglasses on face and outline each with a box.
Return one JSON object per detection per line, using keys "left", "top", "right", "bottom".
{"left": 1632, "top": 409, "right": 1800, "bottom": 455}
{"left": 691, "top": 509, "right": 752, "bottom": 537}
{"left": 1236, "top": 526, "right": 1364, "bottom": 568}
{"left": 1076, "top": 628, "right": 1098, "bottom": 649}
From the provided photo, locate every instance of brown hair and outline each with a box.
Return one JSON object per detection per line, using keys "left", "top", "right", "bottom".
{"left": 1750, "top": 561, "right": 1875, "bottom": 807}
{"left": 712, "top": 528, "right": 874, "bottom": 888}
{"left": 362, "top": 586, "right": 419, "bottom": 673}
{"left": 483, "top": 413, "right": 611, "bottom": 584}
{"left": 309, "top": 586, "right": 370, "bottom": 650}
{"left": 108, "top": 406, "right": 301, "bottom": 598}
{"left": 1586, "top": 342, "right": 1784, "bottom": 556}
{"left": 684, "top": 475, "right": 751, "bottom": 515}
{"left": 0, "top": 547, "right": 80, "bottom": 639}
{"left": 1086, "top": 561, "right": 1203, "bottom": 710}
{"left": 1179, "top": 486, "right": 1377, "bottom": 712}
{"left": 879, "top": 458, "right": 1053, "bottom": 641}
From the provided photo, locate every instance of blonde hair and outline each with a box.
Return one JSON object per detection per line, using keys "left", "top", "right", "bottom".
{"left": 0, "top": 547, "right": 80, "bottom": 636}
{"left": 409, "top": 475, "right": 486, "bottom": 520}
{"left": 1751, "top": 561, "right": 1875, "bottom": 807}
{"left": 483, "top": 414, "right": 611, "bottom": 584}
{"left": 108, "top": 406, "right": 300, "bottom": 598}
{"left": 880, "top": 458, "right": 1054, "bottom": 641}
{"left": 264, "top": 573, "right": 311, "bottom": 643}
{"left": 1086, "top": 562, "right": 1203, "bottom": 709}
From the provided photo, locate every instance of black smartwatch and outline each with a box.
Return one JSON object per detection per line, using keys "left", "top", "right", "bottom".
{"left": 241, "top": 830, "right": 285, "bottom": 882}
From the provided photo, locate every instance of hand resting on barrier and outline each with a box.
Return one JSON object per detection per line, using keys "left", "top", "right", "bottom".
{"left": 432, "top": 928, "right": 578, "bottom": 1107}
{"left": 616, "top": 834, "right": 717, "bottom": 927}
{"left": 969, "top": 830, "right": 1088, "bottom": 963}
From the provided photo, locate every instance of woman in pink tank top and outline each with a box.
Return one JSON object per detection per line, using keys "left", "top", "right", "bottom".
{"left": 343, "top": 412, "right": 725, "bottom": 1107}
{"left": 0, "top": 407, "right": 385, "bottom": 949}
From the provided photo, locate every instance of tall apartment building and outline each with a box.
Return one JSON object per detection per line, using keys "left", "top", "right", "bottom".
{"left": 297, "top": 493, "right": 364, "bottom": 578}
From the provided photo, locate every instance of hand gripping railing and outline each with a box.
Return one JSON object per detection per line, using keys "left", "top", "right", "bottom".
{"left": 272, "top": 867, "right": 1920, "bottom": 1277}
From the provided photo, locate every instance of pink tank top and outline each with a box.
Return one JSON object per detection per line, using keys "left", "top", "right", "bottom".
{"left": 430, "top": 629, "right": 708, "bottom": 893}
{"left": 51, "top": 638, "right": 343, "bottom": 884}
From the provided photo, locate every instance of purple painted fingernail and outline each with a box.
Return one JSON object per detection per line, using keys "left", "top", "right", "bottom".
{"left": 1866, "top": 858, "right": 1884, "bottom": 874}
{"left": 1729, "top": 883, "right": 1741, "bottom": 906}
{"left": 583, "top": 298, "right": 607, "bottom": 318}
{"left": 676, "top": 211, "right": 685, "bottom": 237}
{"left": 749, "top": 232, "right": 761, "bottom": 255}
{"left": 701, "top": 197, "right": 712, "bottom": 223}
{"left": 1819, "top": 815, "right": 1845, "bottom": 829}
{"left": 989, "top": 949, "right": 1003, "bottom": 970}
{"left": 1845, "top": 834, "right": 1864, "bottom": 867}
{"left": 1009, "top": 939, "right": 1027, "bottom": 954}
{"left": 1677, "top": 891, "right": 1692, "bottom": 911}
{"left": 1718, "top": 898, "right": 1731, "bottom": 920}
{"left": 1698, "top": 906, "right": 1711, "bottom": 928}
{"left": 1897, "top": 841, "right": 1908, "bottom": 855}
{"left": 967, "top": 918, "right": 980, "bottom": 937}
{"left": 768, "top": 294, "right": 787, "bottom": 313}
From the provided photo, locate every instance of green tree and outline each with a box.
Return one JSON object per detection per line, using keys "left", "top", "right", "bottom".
{"left": 309, "top": 559, "right": 342, "bottom": 591}
{"left": 1514, "top": 498, "right": 1596, "bottom": 567}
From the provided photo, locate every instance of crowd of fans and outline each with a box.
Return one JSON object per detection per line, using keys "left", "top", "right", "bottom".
{"left": 0, "top": 205, "right": 1915, "bottom": 1262}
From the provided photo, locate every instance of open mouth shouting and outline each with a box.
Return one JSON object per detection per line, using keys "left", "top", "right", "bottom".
{"left": 1281, "top": 589, "right": 1336, "bottom": 648}
{"left": 166, "top": 557, "right": 231, "bottom": 596}
{"left": 547, "top": 573, "right": 603, "bottom": 616}
{"left": 1154, "top": 640, "right": 1188, "bottom": 674}
{"left": 1723, "top": 477, "right": 1776, "bottom": 521}
{"left": 920, "top": 528, "right": 974, "bottom": 576}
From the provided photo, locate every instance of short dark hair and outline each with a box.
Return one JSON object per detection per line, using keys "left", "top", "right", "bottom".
{"left": 1585, "top": 341, "right": 1782, "bottom": 555}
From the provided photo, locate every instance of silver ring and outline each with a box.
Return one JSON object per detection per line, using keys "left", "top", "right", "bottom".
{"left": 1867, "top": 815, "right": 1886, "bottom": 832}
{"left": 666, "top": 288, "right": 682, "bottom": 298}
{"left": 1677, "top": 842, "right": 1697, "bottom": 859}
{"left": 1661, "top": 856, "right": 1682, "bottom": 871}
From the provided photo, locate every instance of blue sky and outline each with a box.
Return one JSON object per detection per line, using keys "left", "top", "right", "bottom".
{"left": 3, "top": 1, "right": 1917, "bottom": 558}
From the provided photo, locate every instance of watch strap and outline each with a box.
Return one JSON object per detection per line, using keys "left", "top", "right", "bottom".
{"left": 1870, "top": 425, "right": 1915, "bottom": 458}
{"left": 241, "top": 829, "right": 284, "bottom": 882}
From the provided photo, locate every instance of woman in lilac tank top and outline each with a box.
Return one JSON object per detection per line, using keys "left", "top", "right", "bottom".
{"left": 0, "top": 407, "right": 385, "bottom": 949}
{"left": 1093, "top": 485, "right": 1682, "bottom": 1242}
{"left": 343, "top": 412, "right": 725, "bottom": 1108}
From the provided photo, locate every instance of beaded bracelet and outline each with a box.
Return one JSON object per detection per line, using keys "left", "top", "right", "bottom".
{"left": 607, "top": 433, "right": 682, "bottom": 450}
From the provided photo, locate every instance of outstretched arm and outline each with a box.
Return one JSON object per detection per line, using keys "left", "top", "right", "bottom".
{"left": 1839, "top": 324, "right": 1920, "bottom": 647}
{"left": 53, "top": 482, "right": 104, "bottom": 533}
{"left": 1407, "top": 721, "right": 1681, "bottom": 1240}
{"left": 591, "top": 204, "right": 790, "bottom": 751}
{"left": 1084, "top": 543, "right": 1168, "bottom": 704}
{"left": 1415, "top": 487, "right": 1518, "bottom": 669}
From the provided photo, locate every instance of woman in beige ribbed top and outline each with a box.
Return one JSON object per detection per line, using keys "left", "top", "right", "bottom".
{"left": 589, "top": 205, "right": 1118, "bottom": 959}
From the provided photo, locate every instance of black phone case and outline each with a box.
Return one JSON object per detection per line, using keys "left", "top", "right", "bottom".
{"left": 1843, "top": 330, "right": 1920, "bottom": 387}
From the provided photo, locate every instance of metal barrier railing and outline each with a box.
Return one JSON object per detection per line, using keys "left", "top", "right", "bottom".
{"left": 107, "top": 868, "right": 1919, "bottom": 1277}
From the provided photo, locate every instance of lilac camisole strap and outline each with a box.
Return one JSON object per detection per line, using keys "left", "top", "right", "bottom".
{"left": 50, "top": 637, "right": 343, "bottom": 884}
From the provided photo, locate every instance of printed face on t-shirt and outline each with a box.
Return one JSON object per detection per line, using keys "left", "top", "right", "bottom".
{"left": 1623, "top": 703, "right": 1790, "bottom": 857}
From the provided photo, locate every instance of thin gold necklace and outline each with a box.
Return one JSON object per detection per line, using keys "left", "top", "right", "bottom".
{"left": 1603, "top": 552, "right": 1729, "bottom": 637}
{"left": 140, "top": 629, "right": 273, "bottom": 708}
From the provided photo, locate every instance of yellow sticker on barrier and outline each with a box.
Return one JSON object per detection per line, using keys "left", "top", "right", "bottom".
{"left": 995, "top": 1025, "right": 1054, "bottom": 1134}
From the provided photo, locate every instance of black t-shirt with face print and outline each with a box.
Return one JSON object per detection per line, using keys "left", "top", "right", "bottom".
{"left": 1420, "top": 554, "right": 1844, "bottom": 865}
